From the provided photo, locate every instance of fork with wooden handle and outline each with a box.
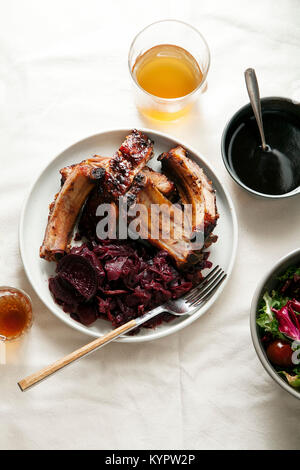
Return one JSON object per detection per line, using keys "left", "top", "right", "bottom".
{"left": 18, "top": 266, "right": 226, "bottom": 391}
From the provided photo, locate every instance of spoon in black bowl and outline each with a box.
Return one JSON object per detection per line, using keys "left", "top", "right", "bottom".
{"left": 244, "top": 68, "right": 296, "bottom": 195}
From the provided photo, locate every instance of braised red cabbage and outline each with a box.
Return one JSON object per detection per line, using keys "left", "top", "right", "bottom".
{"left": 49, "top": 239, "right": 212, "bottom": 330}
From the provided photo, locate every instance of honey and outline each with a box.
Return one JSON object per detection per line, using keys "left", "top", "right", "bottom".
{"left": 133, "top": 44, "right": 203, "bottom": 99}
{"left": 0, "top": 288, "right": 32, "bottom": 341}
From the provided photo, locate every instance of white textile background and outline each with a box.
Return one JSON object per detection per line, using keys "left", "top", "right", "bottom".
{"left": 0, "top": 0, "right": 300, "bottom": 450}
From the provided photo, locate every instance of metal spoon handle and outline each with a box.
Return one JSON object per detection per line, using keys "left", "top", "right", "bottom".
{"left": 244, "top": 68, "right": 268, "bottom": 151}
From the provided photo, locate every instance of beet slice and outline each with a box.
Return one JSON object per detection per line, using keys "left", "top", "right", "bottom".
{"left": 49, "top": 276, "right": 83, "bottom": 306}
{"left": 57, "top": 254, "right": 97, "bottom": 300}
{"left": 70, "top": 245, "right": 105, "bottom": 286}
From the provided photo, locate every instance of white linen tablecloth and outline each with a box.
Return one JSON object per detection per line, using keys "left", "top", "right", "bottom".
{"left": 1, "top": 0, "right": 300, "bottom": 450}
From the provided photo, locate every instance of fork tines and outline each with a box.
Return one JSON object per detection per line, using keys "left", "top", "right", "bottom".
{"left": 184, "top": 266, "right": 227, "bottom": 308}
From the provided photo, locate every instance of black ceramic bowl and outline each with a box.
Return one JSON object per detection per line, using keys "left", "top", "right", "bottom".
{"left": 221, "top": 97, "right": 300, "bottom": 199}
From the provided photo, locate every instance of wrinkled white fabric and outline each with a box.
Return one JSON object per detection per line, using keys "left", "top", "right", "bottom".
{"left": 0, "top": 0, "right": 300, "bottom": 450}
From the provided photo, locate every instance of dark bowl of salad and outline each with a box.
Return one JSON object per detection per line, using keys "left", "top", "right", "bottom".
{"left": 250, "top": 248, "right": 300, "bottom": 400}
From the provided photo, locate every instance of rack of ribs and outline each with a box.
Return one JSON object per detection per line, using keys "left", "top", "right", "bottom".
{"left": 40, "top": 130, "right": 154, "bottom": 261}
{"left": 40, "top": 130, "right": 218, "bottom": 269}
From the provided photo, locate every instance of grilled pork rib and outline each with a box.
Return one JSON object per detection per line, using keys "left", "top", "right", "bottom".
{"left": 141, "top": 166, "right": 176, "bottom": 199}
{"left": 59, "top": 156, "right": 109, "bottom": 184}
{"left": 40, "top": 130, "right": 154, "bottom": 261}
{"left": 125, "top": 174, "right": 202, "bottom": 269}
{"left": 61, "top": 161, "right": 175, "bottom": 199}
{"left": 77, "top": 167, "right": 176, "bottom": 240}
{"left": 102, "top": 129, "right": 154, "bottom": 199}
{"left": 40, "top": 163, "right": 102, "bottom": 261}
{"left": 158, "top": 146, "right": 219, "bottom": 238}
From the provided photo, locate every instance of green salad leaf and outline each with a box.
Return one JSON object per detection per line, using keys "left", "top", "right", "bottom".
{"left": 277, "top": 266, "right": 300, "bottom": 282}
{"left": 293, "top": 365, "right": 300, "bottom": 375}
{"left": 279, "top": 371, "right": 300, "bottom": 388}
{"left": 256, "top": 291, "right": 288, "bottom": 340}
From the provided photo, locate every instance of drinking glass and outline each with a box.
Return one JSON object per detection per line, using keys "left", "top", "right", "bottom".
{"left": 0, "top": 286, "right": 33, "bottom": 342}
{"left": 128, "top": 20, "right": 210, "bottom": 121}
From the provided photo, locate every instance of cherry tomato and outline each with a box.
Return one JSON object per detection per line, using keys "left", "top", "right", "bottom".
{"left": 266, "top": 340, "right": 293, "bottom": 367}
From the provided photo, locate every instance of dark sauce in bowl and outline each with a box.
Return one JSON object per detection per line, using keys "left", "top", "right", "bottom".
{"left": 223, "top": 98, "right": 300, "bottom": 197}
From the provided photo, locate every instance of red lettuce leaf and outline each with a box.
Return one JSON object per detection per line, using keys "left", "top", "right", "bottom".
{"left": 272, "top": 300, "right": 300, "bottom": 341}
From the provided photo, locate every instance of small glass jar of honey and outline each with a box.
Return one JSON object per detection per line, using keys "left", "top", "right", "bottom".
{"left": 0, "top": 286, "right": 33, "bottom": 342}
{"left": 129, "top": 20, "right": 210, "bottom": 121}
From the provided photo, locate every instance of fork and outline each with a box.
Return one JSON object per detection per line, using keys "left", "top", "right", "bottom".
{"left": 18, "top": 266, "right": 226, "bottom": 391}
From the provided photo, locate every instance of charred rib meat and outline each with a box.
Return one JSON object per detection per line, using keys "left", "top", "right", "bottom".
{"left": 159, "top": 146, "right": 219, "bottom": 239}
{"left": 101, "top": 129, "right": 154, "bottom": 199}
{"left": 125, "top": 174, "right": 202, "bottom": 269}
{"left": 78, "top": 167, "right": 176, "bottom": 240}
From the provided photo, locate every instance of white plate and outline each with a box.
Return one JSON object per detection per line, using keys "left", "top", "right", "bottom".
{"left": 19, "top": 128, "right": 238, "bottom": 343}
